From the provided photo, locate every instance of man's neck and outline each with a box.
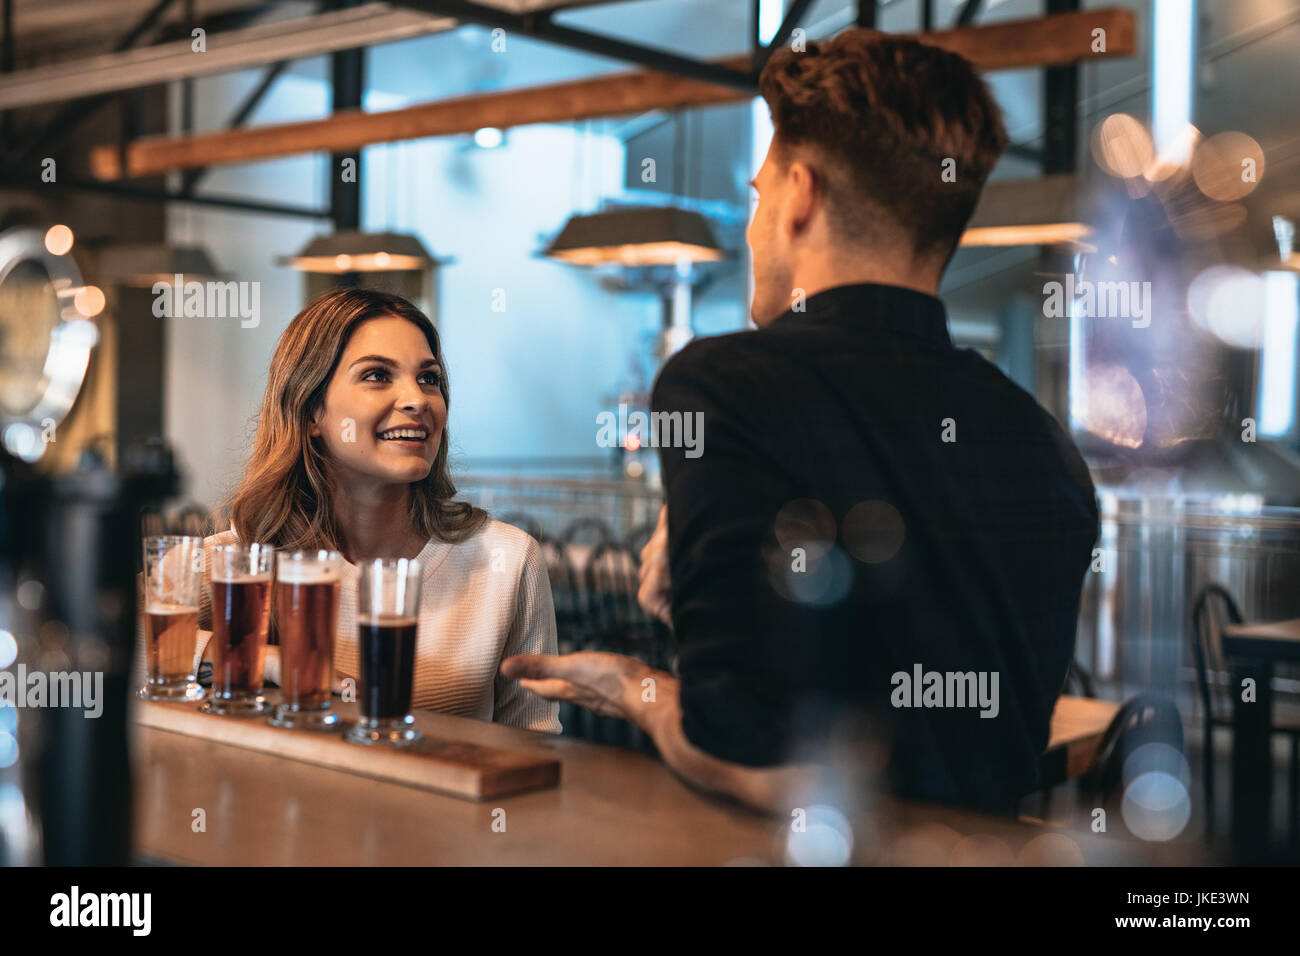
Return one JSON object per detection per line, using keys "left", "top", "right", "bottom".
{"left": 793, "top": 254, "right": 942, "bottom": 300}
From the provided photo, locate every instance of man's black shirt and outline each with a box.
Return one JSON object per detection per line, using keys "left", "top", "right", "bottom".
{"left": 651, "top": 282, "right": 1100, "bottom": 814}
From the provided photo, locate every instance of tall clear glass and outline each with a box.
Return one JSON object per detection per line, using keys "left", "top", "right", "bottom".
{"left": 345, "top": 558, "right": 422, "bottom": 746}
{"left": 201, "top": 543, "right": 274, "bottom": 716}
{"left": 139, "top": 535, "right": 205, "bottom": 701}
{"left": 268, "top": 549, "right": 343, "bottom": 730}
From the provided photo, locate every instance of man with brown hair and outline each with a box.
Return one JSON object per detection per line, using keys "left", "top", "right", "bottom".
{"left": 503, "top": 29, "right": 1099, "bottom": 816}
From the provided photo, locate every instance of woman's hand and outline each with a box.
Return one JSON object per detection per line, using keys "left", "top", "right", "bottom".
{"left": 637, "top": 504, "right": 672, "bottom": 626}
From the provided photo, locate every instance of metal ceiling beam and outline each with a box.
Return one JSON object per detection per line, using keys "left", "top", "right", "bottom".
{"left": 1043, "top": 0, "right": 1079, "bottom": 175}
{"left": 0, "top": 172, "right": 329, "bottom": 218}
{"left": 4, "top": 0, "right": 181, "bottom": 165}
{"left": 394, "top": 0, "right": 754, "bottom": 91}
{"left": 181, "top": 59, "right": 289, "bottom": 195}
{"left": 754, "top": 0, "right": 815, "bottom": 72}
{"left": 2, "top": 0, "right": 12, "bottom": 144}
{"left": 956, "top": 0, "right": 985, "bottom": 28}
{"left": 0, "top": 2, "right": 455, "bottom": 111}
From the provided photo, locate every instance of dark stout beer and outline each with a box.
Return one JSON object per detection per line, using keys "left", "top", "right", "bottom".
{"left": 210, "top": 575, "right": 272, "bottom": 696}
{"left": 357, "top": 614, "right": 417, "bottom": 719}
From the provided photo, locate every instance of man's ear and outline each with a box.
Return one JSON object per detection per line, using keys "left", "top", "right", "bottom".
{"left": 783, "top": 159, "right": 819, "bottom": 239}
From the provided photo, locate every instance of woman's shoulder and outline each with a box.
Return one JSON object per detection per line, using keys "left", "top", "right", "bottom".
{"left": 473, "top": 518, "right": 541, "bottom": 555}
{"left": 204, "top": 529, "right": 240, "bottom": 549}
{"left": 434, "top": 519, "right": 542, "bottom": 584}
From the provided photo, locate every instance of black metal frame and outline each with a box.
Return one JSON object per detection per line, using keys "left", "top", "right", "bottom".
{"left": 2, "top": 0, "right": 13, "bottom": 145}
{"left": 955, "top": 0, "right": 986, "bottom": 28}
{"left": 18, "top": 177, "right": 329, "bottom": 219}
{"left": 392, "top": 0, "right": 756, "bottom": 90}
{"left": 180, "top": 60, "right": 290, "bottom": 196}
{"left": 4, "top": 0, "right": 1084, "bottom": 221}
{"left": 1043, "top": 0, "right": 1079, "bottom": 176}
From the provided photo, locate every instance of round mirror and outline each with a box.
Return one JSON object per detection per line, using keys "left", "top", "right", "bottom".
{"left": 0, "top": 228, "right": 98, "bottom": 462}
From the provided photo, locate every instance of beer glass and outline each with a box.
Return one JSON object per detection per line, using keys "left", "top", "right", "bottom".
{"left": 139, "top": 535, "right": 205, "bottom": 701}
{"left": 201, "top": 543, "right": 274, "bottom": 716}
{"left": 268, "top": 550, "right": 343, "bottom": 730}
{"left": 345, "top": 558, "right": 422, "bottom": 746}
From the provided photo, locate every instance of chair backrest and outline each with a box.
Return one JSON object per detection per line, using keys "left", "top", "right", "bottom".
{"left": 173, "top": 503, "right": 214, "bottom": 539}
{"left": 540, "top": 538, "right": 582, "bottom": 650}
{"left": 138, "top": 507, "right": 166, "bottom": 543}
{"left": 1189, "top": 583, "right": 1243, "bottom": 723}
{"left": 139, "top": 502, "right": 212, "bottom": 542}
{"left": 623, "top": 521, "right": 657, "bottom": 558}
{"left": 579, "top": 541, "right": 675, "bottom": 670}
{"left": 1085, "top": 693, "right": 1185, "bottom": 810}
{"left": 561, "top": 517, "right": 614, "bottom": 549}
{"left": 1065, "top": 659, "right": 1098, "bottom": 699}
{"left": 582, "top": 542, "right": 641, "bottom": 641}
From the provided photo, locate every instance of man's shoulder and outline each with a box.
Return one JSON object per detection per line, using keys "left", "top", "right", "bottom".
{"left": 652, "top": 326, "right": 781, "bottom": 406}
{"left": 663, "top": 326, "right": 769, "bottom": 372}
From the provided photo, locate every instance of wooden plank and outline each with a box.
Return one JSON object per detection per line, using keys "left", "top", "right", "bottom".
{"left": 135, "top": 699, "right": 561, "bottom": 801}
{"left": 1223, "top": 616, "right": 1300, "bottom": 662}
{"left": 89, "top": 9, "right": 1135, "bottom": 180}
{"left": 918, "top": 8, "right": 1134, "bottom": 71}
{"left": 1045, "top": 694, "right": 1120, "bottom": 782}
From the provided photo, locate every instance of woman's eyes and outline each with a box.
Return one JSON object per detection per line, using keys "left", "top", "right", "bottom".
{"left": 361, "top": 367, "right": 441, "bottom": 386}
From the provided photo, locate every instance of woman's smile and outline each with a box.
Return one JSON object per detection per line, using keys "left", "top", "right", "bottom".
{"left": 376, "top": 424, "right": 432, "bottom": 451}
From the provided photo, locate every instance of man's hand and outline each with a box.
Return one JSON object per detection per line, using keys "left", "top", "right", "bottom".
{"left": 501, "top": 650, "right": 822, "bottom": 815}
{"left": 500, "top": 651, "right": 673, "bottom": 727}
{"left": 637, "top": 504, "right": 672, "bottom": 626}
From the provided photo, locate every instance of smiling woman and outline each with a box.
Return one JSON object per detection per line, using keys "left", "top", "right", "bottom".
{"left": 197, "top": 288, "right": 561, "bottom": 732}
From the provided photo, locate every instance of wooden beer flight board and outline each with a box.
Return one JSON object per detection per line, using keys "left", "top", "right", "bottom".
{"left": 136, "top": 700, "right": 561, "bottom": 801}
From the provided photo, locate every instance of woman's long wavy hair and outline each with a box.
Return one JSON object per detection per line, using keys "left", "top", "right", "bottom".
{"left": 226, "top": 287, "right": 487, "bottom": 553}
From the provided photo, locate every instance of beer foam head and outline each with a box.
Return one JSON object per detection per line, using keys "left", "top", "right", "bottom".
{"left": 211, "top": 571, "right": 273, "bottom": 584}
{"left": 358, "top": 613, "right": 418, "bottom": 628}
{"left": 146, "top": 601, "right": 198, "bottom": 616}
{"left": 277, "top": 561, "right": 340, "bottom": 584}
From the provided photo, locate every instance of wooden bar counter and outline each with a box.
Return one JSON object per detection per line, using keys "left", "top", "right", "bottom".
{"left": 131, "top": 694, "right": 1147, "bottom": 866}
{"left": 133, "top": 700, "right": 781, "bottom": 866}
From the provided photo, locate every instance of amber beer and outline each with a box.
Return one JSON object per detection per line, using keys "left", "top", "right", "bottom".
{"left": 139, "top": 536, "right": 205, "bottom": 702}
{"left": 269, "top": 551, "right": 343, "bottom": 730}
{"left": 202, "top": 543, "right": 274, "bottom": 716}
{"left": 345, "top": 557, "right": 422, "bottom": 746}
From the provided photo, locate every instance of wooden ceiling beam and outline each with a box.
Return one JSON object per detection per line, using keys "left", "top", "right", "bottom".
{"left": 89, "top": 8, "right": 1135, "bottom": 181}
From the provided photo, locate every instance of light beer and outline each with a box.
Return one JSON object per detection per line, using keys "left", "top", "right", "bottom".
{"left": 139, "top": 535, "right": 205, "bottom": 702}
{"left": 145, "top": 603, "right": 199, "bottom": 680}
